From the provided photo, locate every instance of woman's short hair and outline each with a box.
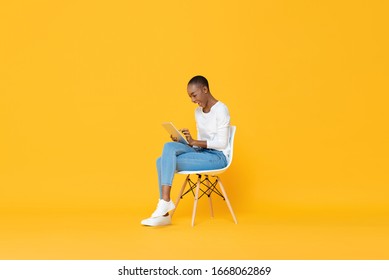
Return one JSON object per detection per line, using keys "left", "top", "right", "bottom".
{"left": 188, "top": 75, "right": 209, "bottom": 90}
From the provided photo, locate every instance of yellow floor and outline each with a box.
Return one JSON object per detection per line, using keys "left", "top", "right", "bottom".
{"left": 1, "top": 199, "right": 388, "bottom": 260}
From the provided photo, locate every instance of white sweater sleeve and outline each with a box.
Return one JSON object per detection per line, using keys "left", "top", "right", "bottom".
{"left": 206, "top": 106, "right": 230, "bottom": 150}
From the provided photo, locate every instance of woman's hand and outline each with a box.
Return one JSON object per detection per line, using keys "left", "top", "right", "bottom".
{"left": 180, "top": 128, "right": 195, "bottom": 146}
{"left": 170, "top": 135, "right": 178, "bottom": 142}
{"left": 180, "top": 128, "right": 208, "bottom": 148}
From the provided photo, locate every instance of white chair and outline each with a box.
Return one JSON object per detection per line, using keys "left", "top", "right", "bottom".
{"left": 171, "top": 126, "right": 237, "bottom": 226}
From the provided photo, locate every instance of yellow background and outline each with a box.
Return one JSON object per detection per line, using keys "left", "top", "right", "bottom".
{"left": 1, "top": 0, "right": 388, "bottom": 259}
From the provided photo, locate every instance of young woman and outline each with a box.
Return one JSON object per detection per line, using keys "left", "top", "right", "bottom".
{"left": 141, "top": 75, "right": 231, "bottom": 226}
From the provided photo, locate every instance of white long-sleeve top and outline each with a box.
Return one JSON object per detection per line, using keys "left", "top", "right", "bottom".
{"left": 195, "top": 101, "right": 231, "bottom": 159}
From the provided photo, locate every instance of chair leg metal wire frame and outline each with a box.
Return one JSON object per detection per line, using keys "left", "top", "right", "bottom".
{"left": 171, "top": 174, "right": 238, "bottom": 226}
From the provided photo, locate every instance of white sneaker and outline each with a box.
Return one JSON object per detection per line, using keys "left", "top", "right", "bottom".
{"left": 141, "top": 215, "right": 171, "bottom": 226}
{"left": 151, "top": 199, "right": 175, "bottom": 217}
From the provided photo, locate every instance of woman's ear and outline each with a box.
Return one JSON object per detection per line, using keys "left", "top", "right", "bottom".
{"left": 202, "top": 85, "right": 209, "bottom": 94}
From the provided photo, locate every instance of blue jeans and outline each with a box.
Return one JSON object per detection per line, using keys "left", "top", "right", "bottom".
{"left": 156, "top": 142, "right": 228, "bottom": 199}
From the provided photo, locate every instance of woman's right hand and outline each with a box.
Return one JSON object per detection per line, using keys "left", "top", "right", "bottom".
{"left": 170, "top": 135, "right": 178, "bottom": 142}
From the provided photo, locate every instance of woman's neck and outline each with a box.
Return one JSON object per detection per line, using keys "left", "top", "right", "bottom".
{"left": 202, "top": 97, "right": 218, "bottom": 113}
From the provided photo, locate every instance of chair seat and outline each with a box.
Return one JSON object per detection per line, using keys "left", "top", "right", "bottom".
{"left": 177, "top": 167, "right": 228, "bottom": 176}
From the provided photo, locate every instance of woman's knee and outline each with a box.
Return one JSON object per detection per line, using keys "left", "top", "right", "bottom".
{"left": 163, "top": 141, "right": 178, "bottom": 150}
{"left": 162, "top": 141, "right": 183, "bottom": 154}
{"left": 156, "top": 157, "right": 161, "bottom": 167}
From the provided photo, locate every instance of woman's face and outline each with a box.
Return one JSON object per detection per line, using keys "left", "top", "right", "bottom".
{"left": 187, "top": 83, "right": 208, "bottom": 108}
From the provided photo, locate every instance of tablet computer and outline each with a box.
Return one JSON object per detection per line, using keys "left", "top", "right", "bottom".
{"left": 162, "top": 122, "right": 189, "bottom": 144}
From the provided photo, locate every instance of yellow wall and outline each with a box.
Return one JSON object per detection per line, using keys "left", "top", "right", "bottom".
{"left": 1, "top": 0, "right": 388, "bottom": 223}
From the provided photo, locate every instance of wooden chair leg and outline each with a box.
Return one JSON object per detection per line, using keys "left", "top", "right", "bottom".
{"left": 206, "top": 176, "right": 214, "bottom": 218}
{"left": 191, "top": 175, "right": 201, "bottom": 226}
{"left": 171, "top": 175, "right": 189, "bottom": 218}
{"left": 217, "top": 177, "right": 238, "bottom": 224}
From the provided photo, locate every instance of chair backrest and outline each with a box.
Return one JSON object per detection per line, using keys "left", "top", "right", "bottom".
{"left": 226, "top": 126, "right": 236, "bottom": 168}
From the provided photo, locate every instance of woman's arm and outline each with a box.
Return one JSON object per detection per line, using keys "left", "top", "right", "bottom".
{"left": 205, "top": 104, "right": 230, "bottom": 150}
